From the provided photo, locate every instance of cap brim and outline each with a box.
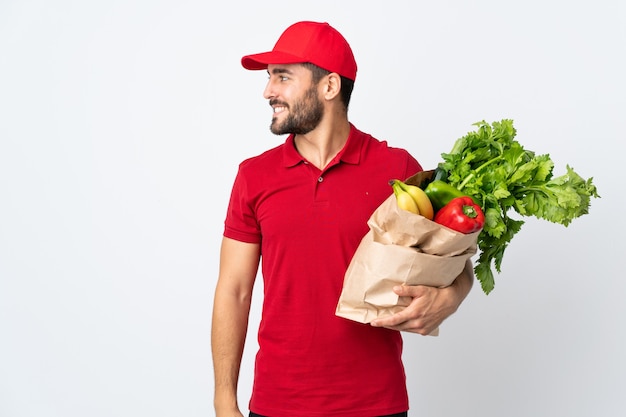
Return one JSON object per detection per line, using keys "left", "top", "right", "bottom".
{"left": 241, "top": 51, "right": 307, "bottom": 70}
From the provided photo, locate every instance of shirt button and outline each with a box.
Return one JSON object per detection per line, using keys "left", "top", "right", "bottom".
{"left": 318, "top": 176, "right": 324, "bottom": 183}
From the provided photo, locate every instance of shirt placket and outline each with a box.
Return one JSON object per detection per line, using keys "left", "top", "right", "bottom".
{"left": 305, "top": 159, "right": 340, "bottom": 204}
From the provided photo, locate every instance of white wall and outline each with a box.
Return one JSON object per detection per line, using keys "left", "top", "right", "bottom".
{"left": 1, "top": 1, "right": 624, "bottom": 416}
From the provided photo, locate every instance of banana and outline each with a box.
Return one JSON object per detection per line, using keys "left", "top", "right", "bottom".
{"left": 391, "top": 180, "right": 420, "bottom": 214}
{"left": 397, "top": 180, "right": 434, "bottom": 220}
{"left": 390, "top": 179, "right": 435, "bottom": 220}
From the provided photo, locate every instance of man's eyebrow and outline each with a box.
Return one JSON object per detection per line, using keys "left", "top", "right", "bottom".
{"left": 268, "top": 67, "right": 293, "bottom": 75}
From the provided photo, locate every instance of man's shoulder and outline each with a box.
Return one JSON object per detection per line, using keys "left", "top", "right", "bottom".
{"left": 351, "top": 125, "right": 422, "bottom": 177}
{"left": 238, "top": 140, "right": 286, "bottom": 170}
{"left": 353, "top": 125, "right": 413, "bottom": 158}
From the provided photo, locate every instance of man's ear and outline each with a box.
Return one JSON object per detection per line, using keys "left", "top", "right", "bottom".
{"left": 322, "top": 73, "right": 342, "bottom": 101}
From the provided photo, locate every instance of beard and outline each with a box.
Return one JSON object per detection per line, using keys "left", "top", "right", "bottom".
{"left": 269, "top": 85, "right": 324, "bottom": 135}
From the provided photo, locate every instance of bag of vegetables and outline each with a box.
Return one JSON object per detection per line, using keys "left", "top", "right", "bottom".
{"left": 336, "top": 119, "right": 599, "bottom": 326}
{"left": 335, "top": 169, "right": 479, "bottom": 327}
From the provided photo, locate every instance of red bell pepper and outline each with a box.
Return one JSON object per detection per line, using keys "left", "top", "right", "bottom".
{"left": 434, "top": 196, "right": 485, "bottom": 234}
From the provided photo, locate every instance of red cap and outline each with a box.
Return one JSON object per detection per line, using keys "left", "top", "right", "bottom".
{"left": 241, "top": 21, "right": 357, "bottom": 81}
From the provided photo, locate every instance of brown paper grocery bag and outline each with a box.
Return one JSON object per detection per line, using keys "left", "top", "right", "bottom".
{"left": 335, "top": 170, "right": 479, "bottom": 327}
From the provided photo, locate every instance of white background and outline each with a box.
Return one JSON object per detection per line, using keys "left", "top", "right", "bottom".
{"left": 1, "top": 1, "right": 624, "bottom": 416}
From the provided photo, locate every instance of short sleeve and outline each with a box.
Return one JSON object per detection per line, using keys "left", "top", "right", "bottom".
{"left": 223, "top": 165, "right": 262, "bottom": 244}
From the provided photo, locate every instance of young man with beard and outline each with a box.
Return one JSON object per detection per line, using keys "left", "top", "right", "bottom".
{"left": 211, "top": 21, "right": 474, "bottom": 417}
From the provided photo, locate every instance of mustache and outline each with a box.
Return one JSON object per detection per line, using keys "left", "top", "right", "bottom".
{"left": 269, "top": 99, "right": 288, "bottom": 108}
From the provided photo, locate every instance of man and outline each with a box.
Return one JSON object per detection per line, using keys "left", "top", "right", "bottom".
{"left": 211, "top": 21, "right": 473, "bottom": 417}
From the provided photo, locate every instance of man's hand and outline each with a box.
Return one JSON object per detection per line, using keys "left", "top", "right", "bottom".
{"left": 370, "top": 260, "right": 474, "bottom": 335}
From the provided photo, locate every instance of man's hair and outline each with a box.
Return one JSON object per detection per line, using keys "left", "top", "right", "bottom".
{"left": 302, "top": 62, "right": 354, "bottom": 111}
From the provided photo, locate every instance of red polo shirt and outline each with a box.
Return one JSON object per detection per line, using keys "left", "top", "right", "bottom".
{"left": 224, "top": 124, "right": 422, "bottom": 417}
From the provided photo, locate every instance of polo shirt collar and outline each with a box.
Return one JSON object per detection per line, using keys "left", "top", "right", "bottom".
{"left": 282, "top": 123, "right": 362, "bottom": 167}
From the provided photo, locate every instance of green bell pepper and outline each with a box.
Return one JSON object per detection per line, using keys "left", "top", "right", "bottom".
{"left": 423, "top": 180, "right": 469, "bottom": 212}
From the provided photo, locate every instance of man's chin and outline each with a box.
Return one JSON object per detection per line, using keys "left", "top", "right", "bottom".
{"left": 269, "top": 122, "right": 288, "bottom": 136}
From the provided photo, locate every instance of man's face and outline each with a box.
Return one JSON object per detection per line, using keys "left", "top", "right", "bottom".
{"left": 264, "top": 64, "right": 324, "bottom": 135}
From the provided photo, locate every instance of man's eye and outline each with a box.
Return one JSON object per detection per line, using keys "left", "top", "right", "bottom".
{"left": 280, "top": 76, "right": 289, "bottom": 81}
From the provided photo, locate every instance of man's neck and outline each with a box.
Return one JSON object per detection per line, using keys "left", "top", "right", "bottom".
{"left": 293, "top": 120, "right": 351, "bottom": 170}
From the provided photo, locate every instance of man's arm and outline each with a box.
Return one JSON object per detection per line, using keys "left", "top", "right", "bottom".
{"left": 370, "top": 259, "right": 474, "bottom": 334}
{"left": 211, "top": 237, "right": 261, "bottom": 417}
